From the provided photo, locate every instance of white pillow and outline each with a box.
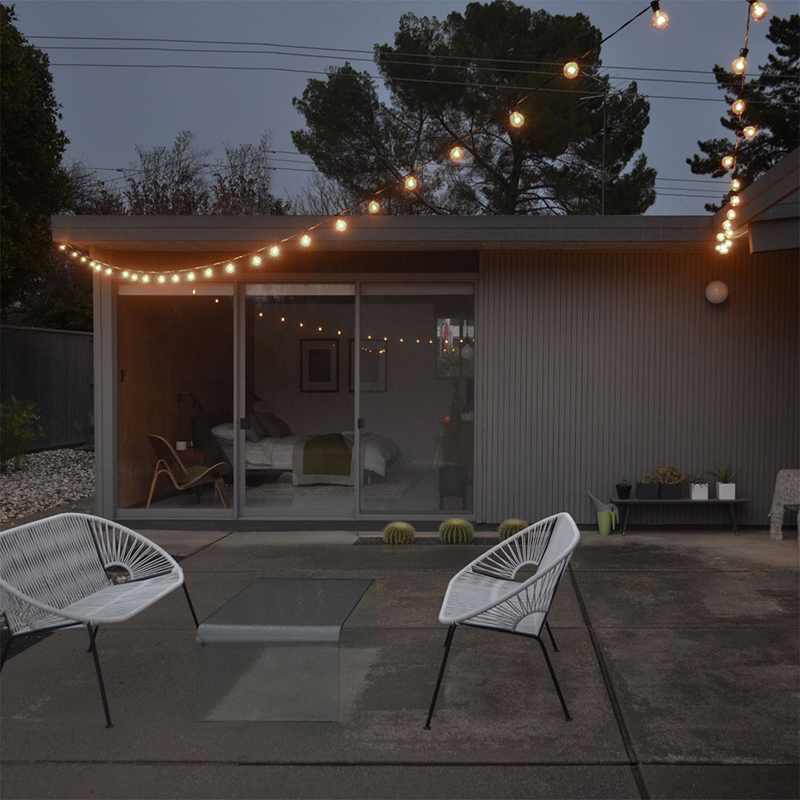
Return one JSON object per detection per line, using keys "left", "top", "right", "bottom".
{"left": 211, "top": 422, "right": 235, "bottom": 441}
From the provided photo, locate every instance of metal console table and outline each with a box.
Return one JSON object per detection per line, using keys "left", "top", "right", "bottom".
{"left": 612, "top": 496, "right": 750, "bottom": 535}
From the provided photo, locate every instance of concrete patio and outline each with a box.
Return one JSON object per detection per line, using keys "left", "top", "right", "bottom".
{"left": 1, "top": 526, "right": 798, "bottom": 799}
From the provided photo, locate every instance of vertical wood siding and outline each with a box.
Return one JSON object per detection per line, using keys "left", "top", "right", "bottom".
{"left": 476, "top": 249, "right": 798, "bottom": 526}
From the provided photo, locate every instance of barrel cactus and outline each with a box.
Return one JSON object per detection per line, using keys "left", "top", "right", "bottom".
{"left": 498, "top": 518, "right": 528, "bottom": 541}
{"left": 383, "top": 521, "right": 416, "bottom": 545}
{"left": 438, "top": 518, "right": 475, "bottom": 544}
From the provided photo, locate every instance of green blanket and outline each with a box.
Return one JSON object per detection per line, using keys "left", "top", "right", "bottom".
{"left": 302, "top": 433, "right": 352, "bottom": 477}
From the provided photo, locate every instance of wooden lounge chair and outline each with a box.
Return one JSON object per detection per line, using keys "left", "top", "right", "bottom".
{"left": 146, "top": 434, "right": 230, "bottom": 509}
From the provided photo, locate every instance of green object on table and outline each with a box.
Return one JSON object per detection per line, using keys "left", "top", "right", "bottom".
{"left": 597, "top": 510, "right": 615, "bottom": 536}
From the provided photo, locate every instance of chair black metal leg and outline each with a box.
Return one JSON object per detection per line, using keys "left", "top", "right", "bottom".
{"left": 0, "top": 635, "right": 14, "bottom": 671}
{"left": 545, "top": 621, "right": 559, "bottom": 652}
{"left": 183, "top": 582, "right": 199, "bottom": 628}
{"left": 424, "top": 624, "right": 456, "bottom": 730}
{"left": 537, "top": 636, "right": 571, "bottom": 721}
{"left": 86, "top": 624, "right": 114, "bottom": 728}
{"left": 86, "top": 625, "right": 99, "bottom": 653}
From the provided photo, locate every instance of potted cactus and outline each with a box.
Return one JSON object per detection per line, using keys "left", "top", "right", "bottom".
{"left": 636, "top": 473, "right": 658, "bottom": 500}
{"left": 615, "top": 478, "right": 631, "bottom": 499}
{"left": 710, "top": 465, "right": 741, "bottom": 500}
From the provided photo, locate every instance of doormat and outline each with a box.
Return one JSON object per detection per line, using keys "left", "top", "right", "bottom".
{"left": 246, "top": 467, "right": 427, "bottom": 498}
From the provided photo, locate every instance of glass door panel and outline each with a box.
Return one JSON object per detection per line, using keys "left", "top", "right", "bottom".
{"left": 243, "top": 285, "right": 355, "bottom": 516}
{"left": 358, "top": 284, "right": 475, "bottom": 515}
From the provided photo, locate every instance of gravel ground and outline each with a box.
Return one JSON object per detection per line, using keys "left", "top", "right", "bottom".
{"left": 0, "top": 449, "right": 95, "bottom": 523}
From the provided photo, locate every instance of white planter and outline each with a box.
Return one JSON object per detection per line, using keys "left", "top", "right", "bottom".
{"left": 690, "top": 483, "right": 709, "bottom": 500}
{"left": 716, "top": 482, "right": 736, "bottom": 500}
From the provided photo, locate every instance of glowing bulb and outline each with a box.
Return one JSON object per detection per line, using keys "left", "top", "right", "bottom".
{"left": 204, "top": 267, "right": 213, "bottom": 278}
{"left": 724, "top": 230, "right": 734, "bottom": 239}
{"left": 732, "top": 55, "right": 747, "bottom": 75}
{"left": 652, "top": 4, "right": 668, "bottom": 29}
{"left": 80, "top": 256, "right": 87, "bottom": 263}
{"left": 716, "top": 232, "right": 726, "bottom": 242}
{"left": 318, "top": 326, "right": 323, "bottom": 332}
{"left": 122, "top": 271, "right": 130, "bottom": 278}
{"left": 300, "top": 234, "right": 311, "bottom": 247}
{"left": 171, "top": 274, "right": 180, "bottom": 283}
{"left": 731, "top": 178, "right": 742, "bottom": 192}
{"left": 563, "top": 61, "right": 579, "bottom": 79}
{"left": 158, "top": 275, "right": 166, "bottom": 284}
{"left": 251, "top": 255, "right": 262, "bottom": 267}
{"left": 742, "top": 125, "right": 757, "bottom": 139}
{"left": 299, "top": 323, "right": 304, "bottom": 328}
{"left": 721, "top": 155, "right": 735, "bottom": 169}
{"left": 259, "top": 312, "right": 263, "bottom": 318}
{"left": 269, "top": 246, "right": 280, "bottom": 257}
{"left": 225, "top": 263, "right": 235, "bottom": 273}
{"left": 404, "top": 175, "right": 418, "bottom": 191}
{"left": 105, "top": 268, "right": 112, "bottom": 275}
{"left": 726, "top": 209, "right": 737, "bottom": 221}
{"left": 750, "top": 1, "right": 767, "bottom": 20}
{"left": 731, "top": 99, "right": 746, "bottom": 115}
{"left": 131, "top": 274, "right": 139, "bottom": 282}
{"left": 94, "top": 264, "right": 102, "bottom": 272}
{"left": 142, "top": 275, "right": 150, "bottom": 283}
{"left": 335, "top": 219, "right": 347, "bottom": 232}
{"left": 730, "top": 194, "right": 741, "bottom": 207}
{"left": 449, "top": 146, "right": 465, "bottom": 162}
{"left": 59, "top": 243, "right": 67, "bottom": 251}
{"left": 71, "top": 251, "right": 79, "bottom": 258}
{"left": 368, "top": 200, "right": 381, "bottom": 214}
{"left": 280, "top": 317, "right": 285, "bottom": 322}
{"left": 187, "top": 272, "right": 195, "bottom": 281}
{"left": 722, "top": 219, "right": 732, "bottom": 230}
{"left": 509, "top": 110, "right": 525, "bottom": 128}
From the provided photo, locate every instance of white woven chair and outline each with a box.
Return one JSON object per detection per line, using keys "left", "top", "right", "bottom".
{"left": 424, "top": 512, "right": 580, "bottom": 729}
{"left": 0, "top": 513, "right": 198, "bottom": 727}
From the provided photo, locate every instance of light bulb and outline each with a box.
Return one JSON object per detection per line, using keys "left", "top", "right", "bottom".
{"left": 269, "top": 246, "right": 280, "bottom": 257}
{"left": 204, "top": 267, "right": 213, "bottom": 277}
{"left": 187, "top": 272, "right": 196, "bottom": 281}
{"left": 716, "top": 232, "right": 726, "bottom": 242}
{"left": 563, "top": 61, "right": 579, "bottom": 79}
{"left": 94, "top": 264, "right": 102, "bottom": 272}
{"left": 251, "top": 255, "right": 262, "bottom": 267}
{"left": 509, "top": 110, "right": 525, "bottom": 128}
{"left": 652, "top": 7, "right": 669, "bottom": 29}
{"left": 105, "top": 268, "right": 112, "bottom": 275}
{"left": 731, "top": 178, "right": 742, "bottom": 192}
{"left": 404, "top": 175, "right": 418, "bottom": 191}
{"left": 171, "top": 274, "right": 180, "bottom": 282}
{"left": 80, "top": 256, "right": 87, "bottom": 263}
{"left": 731, "top": 99, "right": 746, "bottom": 115}
{"left": 225, "top": 263, "right": 235, "bottom": 273}
{"left": 71, "top": 251, "right": 79, "bottom": 258}
{"left": 742, "top": 125, "right": 757, "bottom": 139}
{"left": 158, "top": 275, "right": 166, "bottom": 284}
{"left": 300, "top": 234, "right": 311, "bottom": 247}
{"left": 122, "top": 271, "right": 130, "bottom": 278}
{"left": 726, "top": 209, "right": 737, "bottom": 221}
{"left": 89, "top": 261, "right": 96, "bottom": 268}
{"left": 449, "top": 146, "right": 465, "bottom": 162}
{"left": 732, "top": 55, "right": 747, "bottom": 75}
{"left": 131, "top": 274, "right": 139, "bottom": 281}
{"left": 724, "top": 229, "right": 734, "bottom": 239}
{"left": 142, "top": 275, "right": 150, "bottom": 283}
{"left": 368, "top": 200, "right": 381, "bottom": 214}
{"left": 721, "top": 155, "right": 735, "bottom": 169}
{"left": 335, "top": 218, "right": 347, "bottom": 232}
{"left": 730, "top": 194, "right": 741, "bottom": 207}
{"left": 750, "top": 1, "right": 767, "bottom": 20}
{"left": 722, "top": 219, "right": 732, "bottom": 230}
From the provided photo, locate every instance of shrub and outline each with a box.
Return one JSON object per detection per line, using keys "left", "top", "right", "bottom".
{"left": 438, "top": 518, "right": 474, "bottom": 544}
{"left": 498, "top": 518, "right": 528, "bottom": 540}
{"left": 383, "top": 521, "right": 416, "bottom": 545}
{"left": 0, "top": 397, "right": 44, "bottom": 472}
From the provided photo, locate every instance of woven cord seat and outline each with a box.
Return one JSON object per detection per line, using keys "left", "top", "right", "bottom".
{"left": 0, "top": 513, "right": 199, "bottom": 727}
{"left": 424, "top": 512, "right": 580, "bottom": 729}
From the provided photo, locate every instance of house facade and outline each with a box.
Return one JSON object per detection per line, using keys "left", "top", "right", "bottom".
{"left": 51, "top": 151, "right": 799, "bottom": 529}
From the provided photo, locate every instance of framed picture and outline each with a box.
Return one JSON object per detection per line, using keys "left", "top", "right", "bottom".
{"left": 349, "top": 340, "right": 387, "bottom": 392}
{"left": 300, "top": 339, "right": 339, "bottom": 392}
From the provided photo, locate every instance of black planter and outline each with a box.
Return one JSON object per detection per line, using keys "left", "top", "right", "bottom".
{"left": 438, "top": 465, "right": 468, "bottom": 510}
{"left": 616, "top": 484, "right": 632, "bottom": 499}
{"left": 659, "top": 482, "right": 682, "bottom": 500}
{"left": 636, "top": 482, "right": 658, "bottom": 500}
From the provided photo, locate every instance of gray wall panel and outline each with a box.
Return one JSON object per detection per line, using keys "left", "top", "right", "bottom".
{"left": 476, "top": 249, "right": 798, "bottom": 527}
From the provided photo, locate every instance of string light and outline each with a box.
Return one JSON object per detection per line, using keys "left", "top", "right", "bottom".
{"left": 335, "top": 218, "right": 347, "bottom": 232}
{"left": 105, "top": 268, "right": 113, "bottom": 275}
{"left": 563, "top": 61, "right": 579, "bottom": 79}
{"left": 122, "top": 270, "right": 130, "bottom": 278}
{"left": 726, "top": 209, "right": 737, "bottom": 221}
{"left": 269, "top": 245, "right": 280, "bottom": 257}
{"left": 300, "top": 234, "right": 311, "bottom": 246}
{"left": 171, "top": 274, "right": 180, "bottom": 283}
{"left": 730, "top": 194, "right": 741, "bottom": 206}
{"left": 731, "top": 99, "right": 746, "bottom": 115}
{"left": 251, "top": 255, "right": 262, "bottom": 266}
{"left": 368, "top": 200, "right": 381, "bottom": 214}
{"left": 187, "top": 272, "right": 196, "bottom": 281}
{"left": 732, "top": 49, "right": 748, "bottom": 75}
{"left": 94, "top": 264, "right": 102, "bottom": 272}
{"left": 721, "top": 155, "right": 735, "bottom": 169}
{"left": 204, "top": 267, "right": 213, "bottom": 277}
{"left": 722, "top": 219, "right": 733, "bottom": 230}
{"left": 71, "top": 251, "right": 79, "bottom": 258}
{"left": 716, "top": 232, "right": 726, "bottom": 242}
{"left": 731, "top": 177, "right": 742, "bottom": 192}
{"left": 58, "top": 244, "right": 67, "bottom": 251}
{"left": 651, "top": 2, "right": 669, "bottom": 29}
{"left": 750, "top": 1, "right": 768, "bottom": 21}
{"left": 131, "top": 274, "right": 139, "bottom": 281}
{"left": 742, "top": 125, "right": 757, "bottom": 139}
{"left": 449, "top": 146, "right": 465, "bottom": 162}
{"left": 404, "top": 175, "right": 418, "bottom": 191}
{"left": 509, "top": 110, "right": 525, "bottom": 128}
{"left": 225, "top": 263, "right": 235, "bottom": 273}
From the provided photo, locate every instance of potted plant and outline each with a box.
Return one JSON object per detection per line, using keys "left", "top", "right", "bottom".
{"left": 651, "top": 465, "right": 688, "bottom": 500}
{"left": 615, "top": 478, "right": 631, "bottom": 499}
{"left": 636, "top": 473, "right": 658, "bottom": 500}
{"left": 710, "top": 465, "right": 741, "bottom": 500}
{"left": 688, "top": 471, "right": 709, "bottom": 501}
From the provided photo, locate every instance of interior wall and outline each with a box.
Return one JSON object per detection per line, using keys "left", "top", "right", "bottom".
{"left": 476, "top": 248, "right": 799, "bottom": 526}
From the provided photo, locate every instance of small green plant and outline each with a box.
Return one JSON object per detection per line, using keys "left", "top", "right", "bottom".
{"left": 687, "top": 471, "right": 709, "bottom": 485}
{"left": 710, "top": 465, "right": 741, "bottom": 483}
{"left": 383, "top": 521, "right": 416, "bottom": 545}
{"left": 616, "top": 478, "right": 631, "bottom": 487}
{"left": 438, "top": 518, "right": 475, "bottom": 544}
{"left": 498, "top": 518, "right": 528, "bottom": 541}
{"left": 650, "top": 465, "right": 688, "bottom": 485}
{"left": 0, "top": 397, "right": 44, "bottom": 473}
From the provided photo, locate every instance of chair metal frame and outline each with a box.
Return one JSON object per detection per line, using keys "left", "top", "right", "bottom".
{"left": 424, "top": 512, "right": 580, "bottom": 729}
{"left": 0, "top": 513, "right": 199, "bottom": 728}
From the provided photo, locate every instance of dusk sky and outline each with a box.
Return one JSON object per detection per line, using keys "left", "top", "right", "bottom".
{"left": 12, "top": 0, "right": 797, "bottom": 216}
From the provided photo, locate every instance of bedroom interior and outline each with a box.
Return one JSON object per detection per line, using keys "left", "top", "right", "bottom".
{"left": 116, "top": 281, "right": 475, "bottom": 518}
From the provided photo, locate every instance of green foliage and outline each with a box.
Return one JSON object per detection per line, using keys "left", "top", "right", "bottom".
{"left": 0, "top": 4, "right": 71, "bottom": 319}
{"left": 383, "top": 521, "right": 416, "bottom": 545}
{"left": 616, "top": 478, "right": 631, "bottom": 487}
{"left": 0, "top": 397, "right": 44, "bottom": 472}
{"left": 498, "top": 518, "right": 528, "bottom": 541}
{"left": 292, "top": 1, "right": 655, "bottom": 216}
{"left": 709, "top": 465, "right": 741, "bottom": 483}
{"left": 687, "top": 14, "right": 799, "bottom": 210}
{"left": 438, "top": 518, "right": 475, "bottom": 544}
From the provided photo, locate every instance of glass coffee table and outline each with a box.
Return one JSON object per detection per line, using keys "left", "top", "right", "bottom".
{"left": 195, "top": 578, "right": 376, "bottom": 722}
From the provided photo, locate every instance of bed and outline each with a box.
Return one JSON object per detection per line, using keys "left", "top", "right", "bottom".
{"left": 211, "top": 416, "right": 401, "bottom": 487}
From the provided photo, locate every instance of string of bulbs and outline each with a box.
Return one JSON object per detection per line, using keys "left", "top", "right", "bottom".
{"left": 54, "top": 2, "right": 738, "bottom": 279}
{"left": 714, "top": 0, "right": 769, "bottom": 256}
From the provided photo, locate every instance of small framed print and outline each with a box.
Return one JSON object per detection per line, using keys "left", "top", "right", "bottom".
{"left": 349, "top": 340, "right": 387, "bottom": 392}
{"left": 301, "top": 339, "right": 339, "bottom": 392}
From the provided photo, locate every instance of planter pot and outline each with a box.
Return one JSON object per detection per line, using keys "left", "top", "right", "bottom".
{"left": 636, "top": 482, "right": 658, "bottom": 500}
{"left": 616, "top": 484, "right": 632, "bottom": 499}
{"left": 690, "top": 483, "right": 709, "bottom": 500}
{"left": 717, "top": 482, "right": 736, "bottom": 500}
{"left": 659, "top": 482, "right": 682, "bottom": 500}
